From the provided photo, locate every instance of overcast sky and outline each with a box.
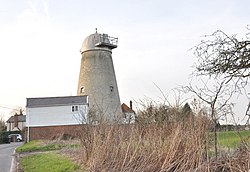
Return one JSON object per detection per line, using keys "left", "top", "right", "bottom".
{"left": 0, "top": 0, "right": 249, "bottom": 123}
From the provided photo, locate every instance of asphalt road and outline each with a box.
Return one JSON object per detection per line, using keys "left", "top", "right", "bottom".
{"left": 0, "top": 142, "right": 23, "bottom": 172}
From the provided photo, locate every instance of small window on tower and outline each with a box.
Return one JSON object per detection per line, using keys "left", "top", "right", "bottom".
{"left": 80, "top": 87, "right": 85, "bottom": 93}
{"left": 110, "top": 86, "right": 114, "bottom": 92}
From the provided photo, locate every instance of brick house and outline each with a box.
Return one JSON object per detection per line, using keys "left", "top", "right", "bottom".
{"left": 26, "top": 96, "right": 88, "bottom": 141}
{"left": 6, "top": 113, "right": 26, "bottom": 131}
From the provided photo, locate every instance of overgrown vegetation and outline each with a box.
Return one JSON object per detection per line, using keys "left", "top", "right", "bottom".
{"left": 78, "top": 124, "right": 250, "bottom": 171}
{"left": 78, "top": 101, "right": 250, "bottom": 171}
{"left": 79, "top": 121, "right": 204, "bottom": 171}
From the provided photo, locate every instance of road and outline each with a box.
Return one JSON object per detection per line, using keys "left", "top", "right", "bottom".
{"left": 0, "top": 142, "right": 23, "bottom": 172}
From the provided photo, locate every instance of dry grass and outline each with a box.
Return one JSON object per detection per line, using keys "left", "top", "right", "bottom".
{"left": 78, "top": 116, "right": 211, "bottom": 172}
{"left": 195, "top": 145, "right": 250, "bottom": 172}
{"left": 76, "top": 116, "right": 250, "bottom": 171}
{"left": 63, "top": 99, "right": 250, "bottom": 171}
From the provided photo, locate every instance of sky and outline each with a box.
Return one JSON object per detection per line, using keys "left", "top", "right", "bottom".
{"left": 0, "top": 0, "right": 250, "bottom": 123}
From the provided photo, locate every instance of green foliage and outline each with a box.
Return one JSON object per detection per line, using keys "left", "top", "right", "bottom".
{"left": 181, "top": 103, "right": 192, "bottom": 118}
{"left": 16, "top": 140, "right": 68, "bottom": 153}
{"left": 0, "top": 130, "right": 21, "bottom": 144}
{"left": 218, "top": 130, "right": 250, "bottom": 148}
{"left": 16, "top": 140, "right": 41, "bottom": 152}
{"left": 0, "top": 117, "right": 6, "bottom": 132}
{"left": 136, "top": 101, "right": 195, "bottom": 125}
{"left": 136, "top": 102, "right": 179, "bottom": 125}
{"left": 21, "top": 153, "right": 79, "bottom": 172}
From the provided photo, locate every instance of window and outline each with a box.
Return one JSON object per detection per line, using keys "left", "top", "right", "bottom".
{"left": 80, "top": 87, "right": 85, "bottom": 93}
{"left": 72, "top": 106, "right": 79, "bottom": 112}
{"left": 110, "top": 86, "right": 114, "bottom": 92}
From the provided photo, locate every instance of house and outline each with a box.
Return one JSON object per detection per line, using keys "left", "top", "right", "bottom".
{"left": 121, "top": 101, "right": 136, "bottom": 124}
{"left": 26, "top": 95, "right": 88, "bottom": 141}
{"left": 6, "top": 113, "right": 26, "bottom": 131}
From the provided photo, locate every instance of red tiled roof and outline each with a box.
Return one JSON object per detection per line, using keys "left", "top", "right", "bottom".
{"left": 121, "top": 103, "right": 134, "bottom": 113}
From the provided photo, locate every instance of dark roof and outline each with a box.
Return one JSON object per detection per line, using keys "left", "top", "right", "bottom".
{"left": 121, "top": 103, "right": 134, "bottom": 113}
{"left": 6, "top": 115, "right": 26, "bottom": 123}
{"left": 26, "top": 95, "right": 88, "bottom": 108}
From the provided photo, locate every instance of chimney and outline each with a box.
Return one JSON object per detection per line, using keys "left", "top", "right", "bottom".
{"left": 14, "top": 113, "right": 18, "bottom": 128}
{"left": 19, "top": 109, "right": 23, "bottom": 116}
{"left": 130, "top": 100, "right": 133, "bottom": 110}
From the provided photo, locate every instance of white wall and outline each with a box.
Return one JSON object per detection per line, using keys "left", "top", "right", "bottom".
{"left": 7, "top": 121, "right": 26, "bottom": 131}
{"left": 123, "top": 112, "right": 136, "bottom": 124}
{"left": 18, "top": 121, "right": 26, "bottom": 130}
{"left": 7, "top": 123, "right": 12, "bottom": 131}
{"left": 27, "top": 105, "right": 88, "bottom": 127}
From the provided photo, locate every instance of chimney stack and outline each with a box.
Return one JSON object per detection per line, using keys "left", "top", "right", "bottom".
{"left": 130, "top": 100, "right": 133, "bottom": 110}
{"left": 14, "top": 113, "right": 18, "bottom": 128}
{"left": 19, "top": 109, "right": 23, "bottom": 115}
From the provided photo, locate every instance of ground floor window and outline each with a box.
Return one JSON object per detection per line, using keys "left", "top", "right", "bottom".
{"left": 71, "top": 106, "right": 79, "bottom": 112}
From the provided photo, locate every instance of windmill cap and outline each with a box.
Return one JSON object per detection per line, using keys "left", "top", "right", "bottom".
{"left": 80, "top": 32, "right": 118, "bottom": 53}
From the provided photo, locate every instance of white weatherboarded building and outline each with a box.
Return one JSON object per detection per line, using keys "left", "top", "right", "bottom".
{"left": 26, "top": 96, "right": 88, "bottom": 141}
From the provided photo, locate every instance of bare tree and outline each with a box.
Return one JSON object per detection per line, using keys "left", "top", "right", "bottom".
{"left": 10, "top": 107, "right": 25, "bottom": 116}
{"left": 190, "top": 28, "right": 250, "bottom": 158}
{"left": 193, "top": 30, "right": 250, "bottom": 90}
{"left": 0, "top": 115, "right": 6, "bottom": 132}
{"left": 185, "top": 78, "right": 234, "bottom": 159}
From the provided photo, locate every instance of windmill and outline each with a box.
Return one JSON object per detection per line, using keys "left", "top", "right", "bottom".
{"left": 77, "top": 30, "right": 122, "bottom": 122}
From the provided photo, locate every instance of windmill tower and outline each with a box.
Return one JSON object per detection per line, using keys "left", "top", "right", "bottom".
{"left": 77, "top": 30, "right": 122, "bottom": 123}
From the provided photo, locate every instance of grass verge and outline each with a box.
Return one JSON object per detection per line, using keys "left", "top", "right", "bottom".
{"left": 16, "top": 140, "right": 79, "bottom": 153}
{"left": 17, "top": 140, "right": 81, "bottom": 171}
{"left": 21, "top": 152, "right": 79, "bottom": 172}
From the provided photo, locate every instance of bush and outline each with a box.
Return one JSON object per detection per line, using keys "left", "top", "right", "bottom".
{"left": 0, "top": 131, "right": 21, "bottom": 144}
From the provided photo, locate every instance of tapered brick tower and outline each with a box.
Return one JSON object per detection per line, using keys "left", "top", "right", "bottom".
{"left": 77, "top": 30, "right": 122, "bottom": 123}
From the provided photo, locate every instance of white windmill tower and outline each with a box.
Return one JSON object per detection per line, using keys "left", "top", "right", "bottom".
{"left": 77, "top": 29, "right": 122, "bottom": 123}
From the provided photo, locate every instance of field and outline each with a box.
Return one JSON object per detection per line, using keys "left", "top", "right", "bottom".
{"left": 218, "top": 130, "right": 250, "bottom": 148}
